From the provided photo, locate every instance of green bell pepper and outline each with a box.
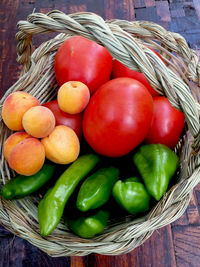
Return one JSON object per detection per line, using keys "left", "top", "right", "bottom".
{"left": 38, "top": 153, "right": 99, "bottom": 236}
{"left": 112, "top": 177, "right": 150, "bottom": 215}
{"left": 1, "top": 163, "right": 55, "bottom": 200}
{"left": 133, "top": 144, "right": 179, "bottom": 201}
{"left": 76, "top": 167, "right": 119, "bottom": 212}
{"left": 65, "top": 209, "right": 109, "bottom": 238}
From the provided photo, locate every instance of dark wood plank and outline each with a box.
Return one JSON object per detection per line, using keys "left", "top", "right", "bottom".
{"left": 85, "top": 225, "right": 176, "bottom": 267}
{"left": 171, "top": 183, "right": 200, "bottom": 266}
{"left": 134, "top": 225, "right": 177, "bottom": 267}
{"left": 193, "top": 0, "right": 200, "bottom": 21}
{"left": 104, "top": 0, "right": 135, "bottom": 21}
{"left": 0, "top": 0, "right": 21, "bottom": 95}
{"left": 156, "top": 1, "right": 171, "bottom": 22}
{"left": 0, "top": 230, "right": 71, "bottom": 267}
{"left": 133, "top": 0, "right": 146, "bottom": 9}
{"left": 0, "top": 1, "right": 200, "bottom": 266}
{"left": 145, "top": 0, "right": 155, "bottom": 8}
{"left": 70, "top": 256, "right": 86, "bottom": 267}
{"left": 135, "top": 6, "right": 160, "bottom": 24}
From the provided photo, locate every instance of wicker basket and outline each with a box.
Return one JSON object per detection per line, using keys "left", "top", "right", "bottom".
{"left": 0, "top": 10, "right": 200, "bottom": 256}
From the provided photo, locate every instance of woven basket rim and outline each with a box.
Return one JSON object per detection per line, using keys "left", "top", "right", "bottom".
{"left": 0, "top": 10, "right": 200, "bottom": 256}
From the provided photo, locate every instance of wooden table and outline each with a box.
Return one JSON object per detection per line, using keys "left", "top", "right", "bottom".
{"left": 0, "top": 1, "right": 200, "bottom": 266}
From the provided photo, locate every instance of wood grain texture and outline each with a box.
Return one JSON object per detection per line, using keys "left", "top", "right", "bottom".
{"left": 0, "top": 0, "right": 200, "bottom": 266}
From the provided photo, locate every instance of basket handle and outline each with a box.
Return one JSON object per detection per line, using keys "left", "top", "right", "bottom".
{"left": 16, "top": 10, "right": 200, "bottom": 148}
{"left": 16, "top": 10, "right": 111, "bottom": 73}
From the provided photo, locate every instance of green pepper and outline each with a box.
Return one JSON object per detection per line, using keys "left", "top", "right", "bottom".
{"left": 133, "top": 144, "right": 179, "bottom": 201}
{"left": 76, "top": 167, "right": 119, "bottom": 212}
{"left": 1, "top": 163, "right": 55, "bottom": 200}
{"left": 112, "top": 177, "right": 150, "bottom": 215}
{"left": 65, "top": 209, "right": 109, "bottom": 238}
{"left": 38, "top": 153, "right": 99, "bottom": 236}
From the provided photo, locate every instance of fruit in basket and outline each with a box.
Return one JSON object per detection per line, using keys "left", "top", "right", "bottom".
{"left": 42, "top": 100, "right": 82, "bottom": 139}
{"left": 57, "top": 81, "right": 90, "bottom": 114}
{"left": 3, "top": 132, "right": 31, "bottom": 161}
{"left": 8, "top": 138, "right": 45, "bottom": 176}
{"left": 41, "top": 125, "right": 80, "bottom": 164}
{"left": 54, "top": 36, "right": 113, "bottom": 94}
{"left": 1, "top": 163, "right": 55, "bottom": 200}
{"left": 42, "top": 99, "right": 82, "bottom": 140}
{"left": 145, "top": 96, "right": 185, "bottom": 148}
{"left": 76, "top": 167, "right": 119, "bottom": 212}
{"left": 2, "top": 91, "right": 40, "bottom": 131}
{"left": 133, "top": 144, "right": 179, "bottom": 201}
{"left": 112, "top": 48, "right": 165, "bottom": 96}
{"left": 83, "top": 77, "right": 153, "bottom": 157}
{"left": 22, "top": 106, "right": 56, "bottom": 138}
{"left": 65, "top": 209, "right": 109, "bottom": 239}
{"left": 112, "top": 177, "right": 150, "bottom": 215}
{"left": 38, "top": 153, "right": 100, "bottom": 236}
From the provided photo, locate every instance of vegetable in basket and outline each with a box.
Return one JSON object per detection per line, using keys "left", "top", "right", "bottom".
{"left": 112, "top": 177, "right": 150, "bottom": 215}
{"left": 1, "top": 163, "right": 55, "bottom": 200}
{"left": 65, "top": 209, "right": 110, "bottom": 239}
{"left": 42, "top": 99, "right": 82, "bottom": 140}
{"left": 133, "top": 144, "right": 179, "bottom": 201}
{"left": 82, "top": 77, "right": 154, "bottom": 157}
{"left": 38, "top": 153, "right": 99, "bottom": 236}
{"left": 54, "top": 35, "right": 113, "bottom": 95}
{"left": 145, "top": 96, "right": 185, "bottom": 149}
{"left": 112, "top": 47, "right": 165, "bottom": 97}
{"left": 76, "top": 167, "right": 119, "bottom": 212}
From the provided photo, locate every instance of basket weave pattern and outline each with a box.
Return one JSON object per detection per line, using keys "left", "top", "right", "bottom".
{"left": 0, "top": 10, "right": 200, "bottom": 256}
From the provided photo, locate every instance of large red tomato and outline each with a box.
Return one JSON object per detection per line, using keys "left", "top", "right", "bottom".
{"left": 54, "top": 36, "right": 113, "bottom": 95}
{"left": 42, "top": 100, "right": 82, "bottom": 139}
{"left": 112, "top": 48, "right": 165, "bottom": 96}
{"left": 145, "top": 97, "right": 185, "bottom": 148}
{"left": 83, "top": 78, "right": 153, "bottom": 157}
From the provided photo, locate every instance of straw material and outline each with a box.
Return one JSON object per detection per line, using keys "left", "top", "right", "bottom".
{"left": 0, "top": 10, "right": 200, "bottom": 256}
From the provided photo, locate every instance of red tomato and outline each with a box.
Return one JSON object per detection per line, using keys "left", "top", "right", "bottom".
{"left": 42, "top": 100, "right": 82, "bottom": 139}
{"left": 83, "top": 77, "right": 153, "bottom": 157}
{"left": 145, "top": 96, "right": 185, "bottom": 148}
{"left": 112, "top": 48, "right": 165, "bottom": 96}
{"left": 54, "top": 36, "right": 113, "bottom": 95}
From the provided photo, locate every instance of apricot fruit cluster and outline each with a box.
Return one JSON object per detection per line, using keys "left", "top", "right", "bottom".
{"left": 2, "top": 81, "right": 89, "bottom": 176}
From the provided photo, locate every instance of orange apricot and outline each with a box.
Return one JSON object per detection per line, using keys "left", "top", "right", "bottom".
{"left": 57, "top": 81, "right": 90, "bottom": 114}
{"left": 41, "top": 125, "right": 80, "bottom": 164}
{"left": 3, "top": 132, "right": 31, "bottom": 162}
{"left": 22, "top": 106, "right": 55, "bottom": 138}
{"left": 2, "top": 91, "right": 40, "bottom": 131}
{"left": 8, "top": 138, "right": 45, "bottom": 176}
